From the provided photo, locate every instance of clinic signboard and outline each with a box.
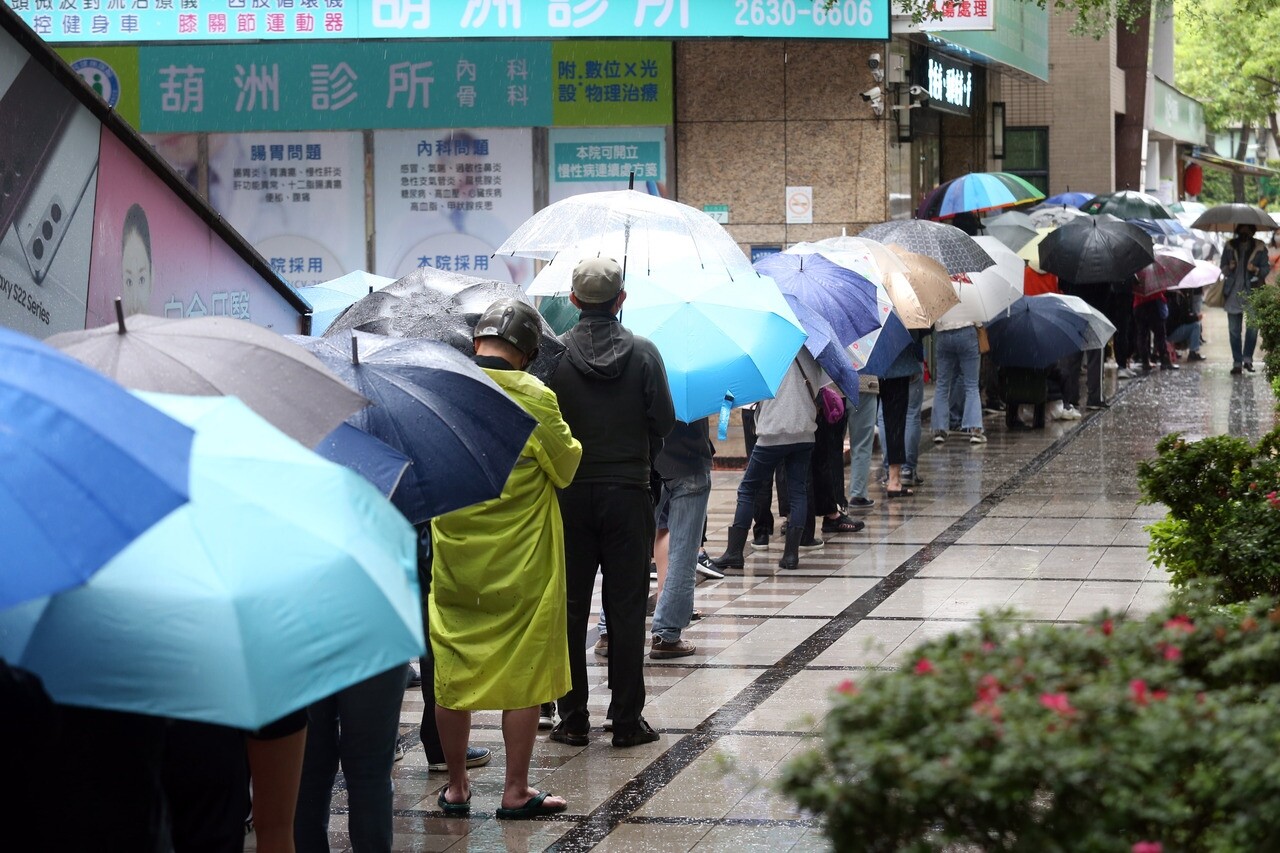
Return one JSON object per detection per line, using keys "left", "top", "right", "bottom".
{"left": 918, "top": 48, "right": 972, "bottom": 116}
{"left": 7, "top": 0, "right": 890, "bottom": 42}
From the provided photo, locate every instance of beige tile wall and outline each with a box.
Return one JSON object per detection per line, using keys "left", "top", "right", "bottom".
{"left": 675, "top": 39, "right": 891, "bottom": 251}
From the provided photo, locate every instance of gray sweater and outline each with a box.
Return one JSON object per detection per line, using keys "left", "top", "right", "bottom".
{"left": 756, "top": 349, "right": 825, "bottom": 447}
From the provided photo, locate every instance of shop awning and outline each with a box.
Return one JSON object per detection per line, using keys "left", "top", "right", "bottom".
{"left": 1184, "top": 149, "right": 1280, "bottom": 178}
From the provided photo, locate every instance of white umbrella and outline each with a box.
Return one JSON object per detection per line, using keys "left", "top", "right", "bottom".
{"left": 937, "top": 236, "right": 1024, "bottom": 325}
{"left": 1029, "top": 205, "right": 1089, "bottom": 229}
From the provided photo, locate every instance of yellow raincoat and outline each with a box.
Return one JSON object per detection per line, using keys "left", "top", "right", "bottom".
{"left": 429, "top": 367, "right": 582, "bottom": 711}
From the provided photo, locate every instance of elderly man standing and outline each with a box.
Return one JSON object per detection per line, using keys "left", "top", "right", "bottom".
{"left": 549, "top": 257, "right": 675, "bottom": 749}
{"left": 430, "top": 298, "right": 582, "bottom": 818}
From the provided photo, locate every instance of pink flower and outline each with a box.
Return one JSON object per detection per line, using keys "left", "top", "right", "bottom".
{"left": 976, "top": 674, "right": 1002, "bottom": 703}
{"left": 1267, "top": 491, "right": 1280, "bottom": 509}
{"left": 1162, "top": 644, "right": 1182, "bottom": 661}
{"left": 835, "top": 679, "right": 857, "bottom": 695}
{"left": 1130, "top": 679, "right": 1150, "bottom": 706}
{"left": 1039, "top": 692, "right": 1075, "bottom": 716}
{"left": 914, "top": 658, "right": 936, "bottom": 675}
{"left": 1101, "top": 619, "right": 1115, "bottom": 636}
{"left": 1132, "top": 842, "right": 1163, "bottom": 853}
{"left": 981, "top": 641, "right": 997, "bottom": 653}
{"left": 1164, "top": 614, "right": 1195, "bottom": 634}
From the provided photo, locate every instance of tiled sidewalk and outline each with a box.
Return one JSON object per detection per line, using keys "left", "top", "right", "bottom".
{"left": 277, "top": 309, "right": 1275, "bottom": 852}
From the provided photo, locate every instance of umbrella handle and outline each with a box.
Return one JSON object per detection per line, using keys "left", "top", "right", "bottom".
{"left": 114, "top": 297, "right": 126, "bottom": 334}
{"left": 351, "top": 335, "right": 359, "bottom": 366}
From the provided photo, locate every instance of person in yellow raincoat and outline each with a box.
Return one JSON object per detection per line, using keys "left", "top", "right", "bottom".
{"left": 429, "top": 298, "right": 582, "bottom": 820}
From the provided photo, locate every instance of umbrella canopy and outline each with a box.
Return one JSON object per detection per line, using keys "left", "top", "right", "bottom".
{"left": 983, "top": 210, "right": 1040, "bottom": 252}
{"left": 884, "top": 246, "right": 962, "bottom": 326}
{"left": 1190, "top": 203, "right": 1276, "bottom": 233}
{"left": 1, "top": 329, "right": 193, "bottom": 610}
{"left": 47, "top": 312, "right": 368, "bottom": 448}
{"left": 1042, "top": 192, "right": 1095, "bottom": 208}
{"left": 1134, "top": 246, "right": 1198, "bottom": 297}
{"left": 302, "top": 270, "right": 395, "bottom": 336}
{"left": 314, "top": 423, "right": 411, "bottom": 498}
{"left": 784, "top": 243, "right": 900, "bottom": 363}
{"left": 1127, "top": 218, "right": 1190, "bottom": 240}
{"left": 1029, "top": 205, "right": 1090, "bottom": 228}
{"left": 1168, "top": 257, "right": 1222, "bottom": 291}
{"left": 752, "top": 251, "right": 882, "bottom": 348}
{"left": 937, "top": 236, "right": 1025, "bottom": 325}
{"left": 326, "top": 267, "right": 567, "bottom": 384}
{"left": 1045, "top": 293, "right": 1117, "bottom": 350}
{"left": 859, "top": 219, "right": 995, "bottom": 275}
{"left": 1081, "top": 190, "right": 1173, "bottom": 221}
{"left": 1038, "top": 218, "right": 1154, "bottom": 285}
{"left": 292, "top": 333, "right": 536, "bottom": 525}
{"left": 618, "top": 266, "right": 808, "bottom": 422}
{"left": 538, "top": 295, "right": 580, "bottom": 334}
{"left": 0, "top": 393, "right": 422, "bottom": 730}
{"left": 526, "top": 239, "right": 753, "bottom": 298}
{"left": 984, "top": 295, "right": 1092, "bottom": 368}
{"left": 1016, "top": 226, "right": 1056, "bottom": 270}
{"left": 916, "top": 172, "right": 1044, "bottom": 220}
{"left": 495, "top": 189, "right": 755, "bottom": 278}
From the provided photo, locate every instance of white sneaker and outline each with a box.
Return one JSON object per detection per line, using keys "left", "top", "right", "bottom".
{"left": 1047, "top": 400, "right": 1066, "bottom": 420}
{"left": 1062, "top": 406, "right": 1082, "bottom": 420}
{"left": 695, "top": 550, "right": 725, "bottom": 580}
{"left": 1117, "top": 367, "right": 1137, "bottom": 379}
{"left": 969, "top": 429, "right": 988, "bottom": 444}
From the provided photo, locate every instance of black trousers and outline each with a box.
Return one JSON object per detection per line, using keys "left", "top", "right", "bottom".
{"left": 878, "top": 376, "right": 909, "bottom": 466}
{"left": 1134, "top": 300, "right": 1170, "bottom": 367}
{"left": 558, "top": 482, "right": 655, "bottom": 737}
{"left": 412, "top": 526, "right": 446, "bottom": 763}
{"left": 740, "top": 407, "right": 781, "bottom": 537}
{"left": 1106, "top": 291, "right": 1134, "bottom": 367}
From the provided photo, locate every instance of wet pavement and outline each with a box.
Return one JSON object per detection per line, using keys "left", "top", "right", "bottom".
{"left": 264, "top": 308, "right": 1274, "bottom": 852}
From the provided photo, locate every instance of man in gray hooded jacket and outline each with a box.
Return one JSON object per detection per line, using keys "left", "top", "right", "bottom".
{"left": 548, "top": 257, "right": 675, "bottom": 749}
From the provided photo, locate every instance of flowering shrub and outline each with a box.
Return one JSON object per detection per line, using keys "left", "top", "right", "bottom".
{"left": 779, "top": 595, "right": 1280, "bottom": 852}
{"left": 1137, "top": 430, "right": 1280, "bottom": 602}
{"left": 1246, "top": 285, "right": 1280, "bottom": 384}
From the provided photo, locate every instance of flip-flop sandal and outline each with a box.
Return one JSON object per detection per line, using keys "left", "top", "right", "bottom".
{"left": 495, "top": 791, "right": 568, "bottom": 820}
{"left": 437, "top": 785, "right": 471, "bottom": 816}
{"left": 822, "top": 514, "right": 863, "bottom": 533}
{"left": 885, "top": 488, "right": 915, "bottom": 498}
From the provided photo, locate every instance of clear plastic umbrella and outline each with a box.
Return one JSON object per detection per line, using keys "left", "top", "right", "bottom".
{"left": 938, "top": 236, "right": 1025, "bottom": 325}
{"left": 526, "top": 232, "right": 755, "bottom": 297}
{"left": 1029, "top": 205, "right": 1089, "bottom": 229}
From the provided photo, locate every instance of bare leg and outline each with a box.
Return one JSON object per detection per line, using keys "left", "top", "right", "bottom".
{"left": 887, "top": 463, "right": 903, "bottom": 492}
{"left": 653, "top": 529, "right": 670, "bottom": 597}
{"left": 500, "top": 706, "right": 566, "bottom": 811}
{"left": 246, "top": 728, "right": 306, "bottom": 853}
{"left": 434, "top": 706, "right": 472, "bottom": 804}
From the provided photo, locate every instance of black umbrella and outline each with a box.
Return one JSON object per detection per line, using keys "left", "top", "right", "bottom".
{"left": 857, "top": 219, "right": 995, "bottom": 275}
{"left": 1190, "top": 203, "right": 1275, "bottom": 233}
{"left": 1038, "top": 218, "right": 1154, "bottom": 285}
{"left": 1080, "top": 190, "right": 1172, "bottom": 220}
{"left": 325, "top": 267, "right": 566, "bottom": 383}
{"left": 291, "top": 333, "right": 536, "bottom": 525}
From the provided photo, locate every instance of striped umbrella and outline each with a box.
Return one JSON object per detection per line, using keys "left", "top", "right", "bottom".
{"left": 916, "top": 172, "right": 1045, "bottom": 220}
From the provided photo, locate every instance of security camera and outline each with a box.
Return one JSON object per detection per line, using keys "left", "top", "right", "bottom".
{"left": 870, "top": 99, "right": 884, "bottom": 118}
{"left": 860, "top": 87, "right": 882, "bottom": 102}
{"left": 869, "top": 52, "right": 884, "bottom": 82}
{"left": 908, "top": 85, "right": 928, "bottom": 96}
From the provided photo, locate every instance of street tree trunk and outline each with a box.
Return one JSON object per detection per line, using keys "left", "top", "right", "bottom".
{"left": 1234, "top": 125, "right": 1253, "bottom": 202}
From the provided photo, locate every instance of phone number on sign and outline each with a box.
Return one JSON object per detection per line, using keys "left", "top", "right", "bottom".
{"left": 734, "top": 0, "right": 877, "bottom": 27}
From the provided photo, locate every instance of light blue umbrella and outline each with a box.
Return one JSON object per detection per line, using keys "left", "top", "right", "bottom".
{"left": 0, "top": 393, "right": 422, "bottom": 730}
{"left": 303, "top": 270, "right": 395, "bottom": 336}
{"left": 619, "top": 266, "right": 807, "bottom": 423}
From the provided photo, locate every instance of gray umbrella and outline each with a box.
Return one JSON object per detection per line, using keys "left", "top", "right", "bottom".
{"left": 47, "top": 310, "right": 369, "bottom": 447}
{"left": 1190, "top": 203, "right": 1275, "bottom": 233}
{"left": 858, "top": 220, "right": 995, "bottom": 275}
{"left": 325, "top": 266, "right": 566, "bottom": 383}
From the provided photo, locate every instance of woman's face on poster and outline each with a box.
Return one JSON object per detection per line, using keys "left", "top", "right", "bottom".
{"left": 121, "top": 229, "right": 152, "bottom": 315}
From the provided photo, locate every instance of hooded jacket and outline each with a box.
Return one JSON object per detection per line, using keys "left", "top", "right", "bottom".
{"left": 755, "top": 349, "right": 826, "bottom": 447}
{"left": 549, "top": 307, "right": 675, "bottom": 485}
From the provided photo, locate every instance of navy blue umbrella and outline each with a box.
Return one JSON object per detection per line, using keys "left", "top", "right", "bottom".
{"left": 292, "top": 333, "right": 535, "bottom": 524}
{"left": 783, "top": 294, "right": 860, "bottom": 403}
{"left": 1, "top": 328, "right": 193, "bottom": 609}
{"left": 315, "top": 423, "right": 411, "bottom": 498}
{"left": 984, "top": 296, "right": 1093, "bottom": 369}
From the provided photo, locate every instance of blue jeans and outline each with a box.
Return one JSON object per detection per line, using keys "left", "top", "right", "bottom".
{"left": 651, "top": 469, "right": 712, "bottom": 643}
{"left": 931, "top": 327, "right": 983, "bottom": 432}
{"left": 1227, "top": 311, "right": 1257, "bottom": 366}
{"left": 733, "top": 443, "right": 812, "bottom": 532}
{"left": 878, "top": 373, "right": 922, "bottom": 476}
{"left": 295, "top": 663, "right": 409, "bottom": 853}
{"left": 1168, "top": 321, "right": 1201, "bottom": 353}
{"left": 847, "top": 392, "right": 878, "bottom": 500}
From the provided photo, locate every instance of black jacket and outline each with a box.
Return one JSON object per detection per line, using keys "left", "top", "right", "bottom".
{"left": 550, "top": 308, "right": 675, "bottom": 485}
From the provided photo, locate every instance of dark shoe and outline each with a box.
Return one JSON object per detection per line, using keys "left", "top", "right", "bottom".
{"left": 593, "top": 634, "right": 609, "bottom": 657}
{"left": 847, "top": 496, "right": 875, "bottom": 512}
{"left": 549, "top": 722, "right": 589, "bottom": 747}
{"left": 539, "top": 703, "right": 555, "bottom": 730}
{"left": 1161, "top": 363, "right": 1180, "bottom": 370}
{"left": 821, "top": 513, "right": 865, "bottom": 534}
{"left": 779, "top": 526, "right": 804, "bottom": 570}
{"left": 406, "top": 665, "right": 422, "bottom": 690}
{"left": 886, "top": 487, "right": 915, "bottom": 498}
{"left": 1086, "top": 401, "right": 1110, "bottom": 410}
{"left": 798, "top": 536, "right": 824, "bottom": 550}
{"left": 1186, "top": 351, "right": 1206, "bottom": 362}
{"left": 428, "top": 747, "right": 492, "bottom": 772}
{"left": 712, "top": 526, "right": 749, "bottom": 570}
{"left": 1231, "top": 365, "right": 1244, "bottom": 375}
{"left": 1244, "top": 362, "right": 1256, "bottom": 372}
{"left": 751, "top": 531, "right": 770, "bottom": 549}
{"left": 438, "top": 785, "right": 471, "bottom": 815}
{"left": 496, "top": 791, "right": 568, "bottom": 820}
{"left": 651, "top": 635, "right": 696, "bottom": 659}
{"left": 695, "top": 551, "right": 725, "bottom": 579}
{"left": 612, "top": 718, "right": 661, "bottom": 748}
{"left": 690, "top": 609, "right": 704, "bottom": 621}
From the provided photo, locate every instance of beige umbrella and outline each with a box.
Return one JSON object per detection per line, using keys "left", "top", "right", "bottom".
{"left": 885, "top": 245, "right": 959, "bottom": 327}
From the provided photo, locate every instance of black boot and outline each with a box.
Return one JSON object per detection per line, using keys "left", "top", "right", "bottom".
{"left": 778, "top": 526, "right": 803, "bottom": 570}
{"left": 712, "top": 526, "right": 749, "bottom": 570}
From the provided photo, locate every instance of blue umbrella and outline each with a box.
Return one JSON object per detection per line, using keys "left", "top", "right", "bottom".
{"left": 984, "top": 296, "right": 1092, "bottom": 369}
{"left": 1127, "top": 218, "right": 1190, "bottom": 242}
{"left": 1, "top": 329, "right": 193, "bottom": 610}
{"left": 0, "top": 393, "right": 421, "bottom": 729}
{"left": 315, "top": 423, "right": 411, "bottom": 498}
{"left": 292, "top": 333, "right": 536, "bottom": 524}
{"left": 302, "top": 270, "right": 395, "bottom": 336}
{"left": 783, "top": 294, "right": 861, "bottom": 403}
{"left": 619, "top": 267, "right": 808, "bottom": 422}
{"left": 1042, "top": 192, "right": 1095, "bottom": 208}
{"left": 753, "top": 252, "right": 881, "bottom": 352}
{"left": 853, "top": 312, "right": 912, "bottom": 378}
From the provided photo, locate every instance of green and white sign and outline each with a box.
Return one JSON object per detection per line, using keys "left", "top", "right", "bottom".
{"left": 548, "top": 126, "right": 667, "bottom": 203}
{"left": 703, "top": 204, "right": 730, "bottom": 224}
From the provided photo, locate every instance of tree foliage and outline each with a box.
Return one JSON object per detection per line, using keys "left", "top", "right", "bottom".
{"left": 1174, "top": 0, "right": 1280, "bottom": 131}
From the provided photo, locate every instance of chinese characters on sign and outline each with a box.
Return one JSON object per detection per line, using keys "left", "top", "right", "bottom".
{"left": 891, "top": 0, "right": 993, "bottom": 32}
{"left": 552, "top": 41, "right": 671, "bottom": 125}
{"left": 8, "top": 0, "right": 889, "bottom": 41}
{"left": 547, "top": 126, "right": 666, "bottom": 203}
{"left": 923, "top": 51, "right": 972, "bottom": 115}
